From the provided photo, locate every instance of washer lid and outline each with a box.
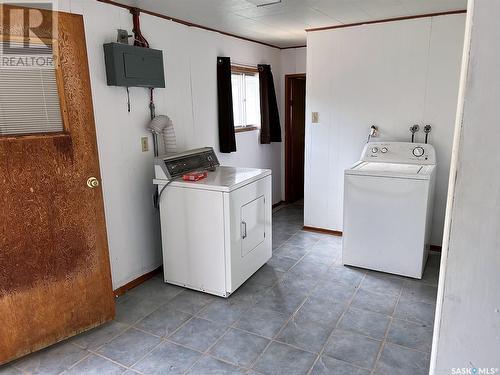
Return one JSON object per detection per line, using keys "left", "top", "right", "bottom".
{"left": 346, "top": 162, "right": 434, "bottom": 180}
{"left": 154, "top": 166, "right": 271, "bottom": 192}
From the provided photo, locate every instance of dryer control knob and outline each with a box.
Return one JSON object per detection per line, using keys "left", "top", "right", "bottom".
{"left": 413, "top": 146, "right": 425, "bottom": 157}
{"left": 381, "top": 147, "right": 388, "bottom": 153}
{"left": 371, "top": 147, "right": 379, "bottom": 153}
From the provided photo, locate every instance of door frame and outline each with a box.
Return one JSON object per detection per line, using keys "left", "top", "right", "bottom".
{"left": 284, "top": 73, "right": 306, "bottom": 203}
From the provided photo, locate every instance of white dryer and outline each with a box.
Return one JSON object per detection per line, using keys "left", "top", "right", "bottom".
{"left": 154, "top": 148, "right": 272, "bottom": 297}
{"left": 342, "top": 142, "right": 436, "bottom": 278}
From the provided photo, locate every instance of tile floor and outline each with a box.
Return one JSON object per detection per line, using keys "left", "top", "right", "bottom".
{"left": 1, "top": 204, "right": 440, "bottom": 375}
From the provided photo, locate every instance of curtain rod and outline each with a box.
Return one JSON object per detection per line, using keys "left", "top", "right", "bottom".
{"left": 231, "top": 62, "right": 259, "bottom": 69}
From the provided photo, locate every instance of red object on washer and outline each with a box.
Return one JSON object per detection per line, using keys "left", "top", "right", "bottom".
{"left": 182, "top": 171, "right": 208, "bottom": 181}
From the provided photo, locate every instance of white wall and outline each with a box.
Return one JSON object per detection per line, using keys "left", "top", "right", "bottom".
{"left": 304, "top": 14, "right": 465, "bottom": 245}
{"left": 432, "top": 0, "right": 500, "bottom": 372}
{"left": 280, "top": 47, "right": 307, "bottom": 75}
{"left": 60, "top": 0, "right": 284, "bottom": 288}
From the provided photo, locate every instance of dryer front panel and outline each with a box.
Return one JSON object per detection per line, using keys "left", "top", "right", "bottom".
{"left": 225, "top": 175, "right": 272, "bottom": 293}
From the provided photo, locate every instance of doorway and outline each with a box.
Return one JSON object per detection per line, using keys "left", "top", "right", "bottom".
{"left": 285, "top": 73, "right": 306, "bottom": 203}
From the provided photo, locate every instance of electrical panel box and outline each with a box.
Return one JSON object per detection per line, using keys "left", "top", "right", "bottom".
{"left": 103, "top": 42, "right": 165, "bottom": 88}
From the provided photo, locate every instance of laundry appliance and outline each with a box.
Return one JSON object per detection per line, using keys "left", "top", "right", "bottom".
{"left": 154, "top": 147, "right": 272, "bottom": 297}
{"left": 342, "top": 142, "right": 436, "bottom": 278}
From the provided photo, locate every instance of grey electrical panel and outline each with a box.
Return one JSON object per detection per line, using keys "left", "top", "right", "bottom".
{"left": 103, "top": 42, "right": 165, "bottom": 88}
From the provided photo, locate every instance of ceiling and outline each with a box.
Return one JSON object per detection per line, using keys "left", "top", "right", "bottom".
{"left": 115, "top": 0, "right": 467, "bottom": 48}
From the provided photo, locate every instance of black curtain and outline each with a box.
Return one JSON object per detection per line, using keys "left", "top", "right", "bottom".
{"left": 258, "top": 64, "right": 282, "bottom": 144}
{"left": 217, "top": 56, "right": 236, "bottom": 153}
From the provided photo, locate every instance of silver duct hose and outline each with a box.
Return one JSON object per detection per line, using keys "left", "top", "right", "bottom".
{"left": 148, "top": 114, "right": 177, "bottom": 156}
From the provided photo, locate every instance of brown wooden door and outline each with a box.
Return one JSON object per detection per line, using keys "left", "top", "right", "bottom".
{"left": 0, "top": 6, "right": 114, "bottom": 364}
{"left": 285, "top": 75, "right": 306, "bottom": 203}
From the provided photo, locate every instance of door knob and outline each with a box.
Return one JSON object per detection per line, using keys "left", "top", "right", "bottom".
{"left": 86, "top": 177, "right": 100, "bottom": 188}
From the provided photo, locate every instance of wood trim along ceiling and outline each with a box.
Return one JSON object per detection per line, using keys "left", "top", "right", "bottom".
{"left": 97, "top": 0, "right": 289, "bottom": 49}
{"left": 97, "top": 0, "right": 464, "bottom": 50}
{"left": 306, "top": 9, "right": 467, "bottom": 32}
{"left": 281, "top": 45, "right": 307, "bottom": 50}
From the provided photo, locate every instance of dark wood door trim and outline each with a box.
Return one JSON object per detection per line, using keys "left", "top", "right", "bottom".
{"left": 285, "top": 73, "right": 306, "bottom": 203}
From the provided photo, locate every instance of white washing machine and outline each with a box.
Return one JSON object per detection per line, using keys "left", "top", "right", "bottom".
{"left": 342, "top": 142, "right": 436, "bottom": 278}
{"left": 153, "top": 148, "right": 272, "bottom": 297}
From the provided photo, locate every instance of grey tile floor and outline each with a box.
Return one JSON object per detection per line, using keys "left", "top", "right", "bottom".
{"left": 1, "top": 204, "right": 440, "bottom": 375}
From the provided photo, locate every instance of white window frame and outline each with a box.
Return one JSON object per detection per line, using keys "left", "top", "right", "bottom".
{"left": 231, "top": 67, "right": 260, "bottom": 130}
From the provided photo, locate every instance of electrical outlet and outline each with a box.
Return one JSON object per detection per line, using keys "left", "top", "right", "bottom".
{"left": 312, "top": 112, "right": 319, "bottom": 123}
{"left": 141, "top": 136, "right": 149, "bottom": 152}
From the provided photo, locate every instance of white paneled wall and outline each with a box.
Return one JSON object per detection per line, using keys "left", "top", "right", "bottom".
{"left": 304, "top": 14, "right": 465, "bottom": 245}
{"left": 60, "top": 0, "right": 284, "bottom": 289}
{"left": 432, "top": 0, "right": 500, "bottom": 370}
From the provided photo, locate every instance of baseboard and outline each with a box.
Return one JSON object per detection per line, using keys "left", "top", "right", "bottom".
{"left": 303, "top": 225, "right": 343, "bottom": 237}
{"left": 430, "top": 245, "right": 442, "bottom": 252}
{"left": 303, "top": 225, "right": 442, "bottom": 251}
{"left": 113, "top": 266, "right": 163, "bottom": 297}
{"left": 272, "top": 201, "right": 284, "bottom": 209}
{"left": 111, "top": 234, "right": 440, "bottom": 298}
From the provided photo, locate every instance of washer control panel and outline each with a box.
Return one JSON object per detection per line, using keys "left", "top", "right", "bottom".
{"left": 361, "top": 142, "right": 436, "bottom": 164}
{"left": 412, "top": 146, "right": 425, "bottom": 157}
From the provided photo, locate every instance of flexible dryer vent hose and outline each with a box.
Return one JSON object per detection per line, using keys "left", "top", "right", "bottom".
{"left": 148, "top": 115, "right": 177, "bottom": 155}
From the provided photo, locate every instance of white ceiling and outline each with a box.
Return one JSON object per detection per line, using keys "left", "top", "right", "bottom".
{"left": 116, "top": 0, "right": 467, "bottom": 48}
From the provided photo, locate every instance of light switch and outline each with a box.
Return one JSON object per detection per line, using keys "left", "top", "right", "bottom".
{"left": 141, "top": 136, "right": 149, "bottom": 152}
{"left": 312, "top": 112, "right": 319, "bottom": 123}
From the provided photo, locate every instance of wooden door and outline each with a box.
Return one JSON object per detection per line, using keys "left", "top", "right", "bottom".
{"left": 0, "top": 6, "right": 114, "bottom": 364}
{"left": 285, "top": 74, "right": 306, "bottom": 203}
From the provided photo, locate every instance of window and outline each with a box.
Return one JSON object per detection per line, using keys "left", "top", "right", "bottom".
{"left": 0, "top": 40, "right": 65, "bottom": 136}
{"left": 231, "top": 66, "right": 260, "bottom": 129}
